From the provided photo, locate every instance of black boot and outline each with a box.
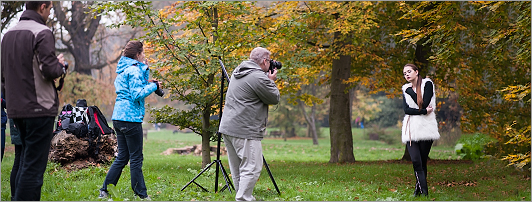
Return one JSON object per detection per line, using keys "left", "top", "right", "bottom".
{"left": 413, "top": 179, "right": 421, "bottom": 197}
{"left": 414, "top": 171, "right": 428, "bottom": 197}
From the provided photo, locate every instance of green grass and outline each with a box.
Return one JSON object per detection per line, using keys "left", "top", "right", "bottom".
{"left": 1, "top": 128, "right": 530, "bottom": 201}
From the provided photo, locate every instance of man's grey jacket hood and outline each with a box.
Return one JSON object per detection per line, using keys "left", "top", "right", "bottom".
{"left": 219, "top": 60, "right": 280, "bottom": 140}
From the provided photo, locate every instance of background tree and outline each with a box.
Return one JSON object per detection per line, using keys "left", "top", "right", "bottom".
{"left": 53, "top": 1, "right": 131, "bottom": 75}
{"left": 351, "top": 88, "right": 383, "bottom": 136}
{"left": 264, "top": 1, "right": 378, "bottom": 163}
{"left": 296, "top": 83, "right": 322, "bottom": 145}
{"left": 1, "top": 1, "right": 24, "bottom": 32}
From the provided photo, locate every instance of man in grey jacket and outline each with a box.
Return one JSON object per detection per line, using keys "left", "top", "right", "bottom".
{"left": 219, "top": 47, "right": 280, "bottom": 201}
{"left": 1, "top": 1, "right": 66, "bottom": 200}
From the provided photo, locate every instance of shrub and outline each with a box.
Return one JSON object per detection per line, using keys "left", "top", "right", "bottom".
{"left": 366, "top": 127, "right": 398, "bottom": 145}
{"left": 454, "top": 133, "right": 496, "bottom": 160}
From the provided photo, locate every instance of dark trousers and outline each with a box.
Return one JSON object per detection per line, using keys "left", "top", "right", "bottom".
{"left": 101, "top": 121, "right": 147, "bottom": 198}
{"left": 12, "top": 117, "right": 55, "bottom": 201}
{"left": 1, "top": 123, "right": 5, "bottom": 161}
{"left": 406, "top": 140, "right": 433, "bottom": 174}
{"left": 10, "top": 145, "right": 23, "bottom": 200}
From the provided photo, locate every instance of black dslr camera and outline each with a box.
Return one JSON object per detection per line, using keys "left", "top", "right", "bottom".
{"left": 269, "top": 59, "right": 282, "bottom": 74}
{"left": 153, "top": 81, "right": 164, "bottom": 97}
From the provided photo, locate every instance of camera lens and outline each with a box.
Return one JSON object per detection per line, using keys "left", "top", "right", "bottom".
{"left": 269, "top": 60, "right": 282, "bottom": 69}
{"left": 155, "top": 89, "right": 164, "bottom": 97}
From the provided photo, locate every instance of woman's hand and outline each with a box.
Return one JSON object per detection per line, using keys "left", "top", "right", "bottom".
{"left": 148, "top": 79, "right": 161, "bottom": 88}
{"left": 144, "top": 59, "right": 149, "bottom": 67}
{"left": 426, "top": 105, "right": 434, "bottom": 114}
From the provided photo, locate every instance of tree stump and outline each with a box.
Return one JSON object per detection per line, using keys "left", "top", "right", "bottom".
{"left": 49, "top": 130, "right": 117, "bottom": 170}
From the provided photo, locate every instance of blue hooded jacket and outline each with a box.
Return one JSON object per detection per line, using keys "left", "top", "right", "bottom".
{"left": 111, "top": 56, "right": 158, "bottom": 123}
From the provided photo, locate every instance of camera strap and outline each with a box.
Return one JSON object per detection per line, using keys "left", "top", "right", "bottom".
{"left": 56, "top": 74, "right": 66, "bottom": 91}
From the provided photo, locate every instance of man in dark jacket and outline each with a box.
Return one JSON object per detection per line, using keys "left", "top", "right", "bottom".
{"left": 219, "top": 47, "right": 280, "bottom": 201}
{"left": 1, "top": 1, "right": 67, "bottom": 200}
{"left": 1, "top": 92, "right": 6, "bottom": 161}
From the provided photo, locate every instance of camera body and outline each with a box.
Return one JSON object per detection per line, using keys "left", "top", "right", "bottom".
{"left": 269, "top": 60, "right": 282, "bottom": 74}
{"left": 153, "top": 81, "right": 164, "bottom": 97}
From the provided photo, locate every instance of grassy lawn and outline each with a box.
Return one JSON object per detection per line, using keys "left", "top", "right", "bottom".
{"left": 1, "top": 127, "right": 530, "bottom": 201}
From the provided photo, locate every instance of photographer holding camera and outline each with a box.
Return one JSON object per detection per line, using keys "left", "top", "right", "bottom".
{"left": 219, "top": 47, "right": 280, "bottom": 201}
{"left": 99, "top": 41, "right": 160, "bottom": 200}
{"left": 1, "top": 1, "right": 67, "bottom": 200}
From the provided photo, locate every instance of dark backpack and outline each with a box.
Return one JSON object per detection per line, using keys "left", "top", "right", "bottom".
{"left": 69, "top": 122, "right": 88, "bottom": 138}
{"left": 86, "top": 106, "right": 114, "bottom": 154}
{"left": 55, "top": 104, "right": 74, "bottom": 132}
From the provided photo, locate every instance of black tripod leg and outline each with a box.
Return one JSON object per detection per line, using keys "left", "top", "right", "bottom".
{"left": 192, "top": 181, "right": 209, "bottom": 192}
{"left": 263, "top": 155, "right": 281, "bottom": 195}
{"left": 217, "top": 160, "right": 235, "bottom": 193}
{"left": 181, "top": 161, "right": 216, "bottom": 191}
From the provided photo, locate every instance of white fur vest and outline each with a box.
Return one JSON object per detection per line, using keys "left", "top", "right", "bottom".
{"left": 401, "top": 78, "right": 440, "bottom": 144}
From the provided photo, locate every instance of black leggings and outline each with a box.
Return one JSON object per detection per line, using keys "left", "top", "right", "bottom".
{"left": 407, "top": 140, "right": 433, "bottom": 174}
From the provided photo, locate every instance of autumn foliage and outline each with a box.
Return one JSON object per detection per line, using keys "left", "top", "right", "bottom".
{"left": 91, "top": 1, "right": 531, "bottom": 167}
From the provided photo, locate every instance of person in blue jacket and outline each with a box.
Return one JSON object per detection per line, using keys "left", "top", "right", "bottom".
{"left": 99, "top": 41, "right": 159, "bottom": 200}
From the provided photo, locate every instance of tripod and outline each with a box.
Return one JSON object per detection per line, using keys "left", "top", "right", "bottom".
{"left": 181, "top": 57, "right": 281, "bottom": 195}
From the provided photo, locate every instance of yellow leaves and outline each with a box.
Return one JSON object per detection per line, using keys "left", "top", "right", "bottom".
{"left": 502, "top": 152, "right": 531, "bottom": 170}
{"left": 158, "top": 7, "right": 173, "bottom": 19}
{"left": 300, "top": 94, "right": 316, "bottom": 106}
{"left": 498, "top": 84, "right": 531, "bottom": 103}
{"left": 344, "top": 77, "right": 361, "bottom": 85}
{"left": 396, "top": 29, "right": 423, "bottom": 44}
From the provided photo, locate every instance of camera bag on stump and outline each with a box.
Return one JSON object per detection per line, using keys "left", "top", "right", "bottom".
{"left": 73, "top": 99, "right": 88, "bottom": 124}
{"left": 56, "top": 104, "right": 74, "bottom": 133}
{"left": 86, "top": 106, "right": 114, "bottom": 155}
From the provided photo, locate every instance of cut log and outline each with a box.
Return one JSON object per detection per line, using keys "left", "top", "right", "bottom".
{"left": 161, "top": 144, "right": 226, "bottom": 156}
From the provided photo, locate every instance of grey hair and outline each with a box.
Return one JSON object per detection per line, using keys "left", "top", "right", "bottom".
{"left": 249, "top": 47, "right": 271, "bottom": 65}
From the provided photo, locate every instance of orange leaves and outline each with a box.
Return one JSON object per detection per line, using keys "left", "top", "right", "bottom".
{"left": 436, "top": 180, "right": 478, "bottom": 187}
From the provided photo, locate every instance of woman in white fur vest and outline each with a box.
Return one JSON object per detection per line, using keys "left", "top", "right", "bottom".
{"left": 401, "top": 64, "right": 440, "bottom": 197}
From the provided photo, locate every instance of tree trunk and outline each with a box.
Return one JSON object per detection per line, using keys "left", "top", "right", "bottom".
{"left": 310, "top": 104, "right": 319, "bottom": 145}
{"left": 401, "top": 145, "right": 411, "bottom": 161}
{"left": 298, "top": 100, "right": 319, "bottom": 145}
{"left": 72, "top": 41, "right": 92, "bottom": 75}
{"left": 329, "top": 31, "right": 355, "bottom": 163}
{"left": 201, "top": 106, "right": 213, "bottom": 168}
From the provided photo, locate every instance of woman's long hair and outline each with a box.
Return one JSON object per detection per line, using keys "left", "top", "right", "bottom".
{"left": 122, "top": 41, "right": 143, "bottom": 60}
{"left": 405, "top": 64, "right": 423, "bottom": 110}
